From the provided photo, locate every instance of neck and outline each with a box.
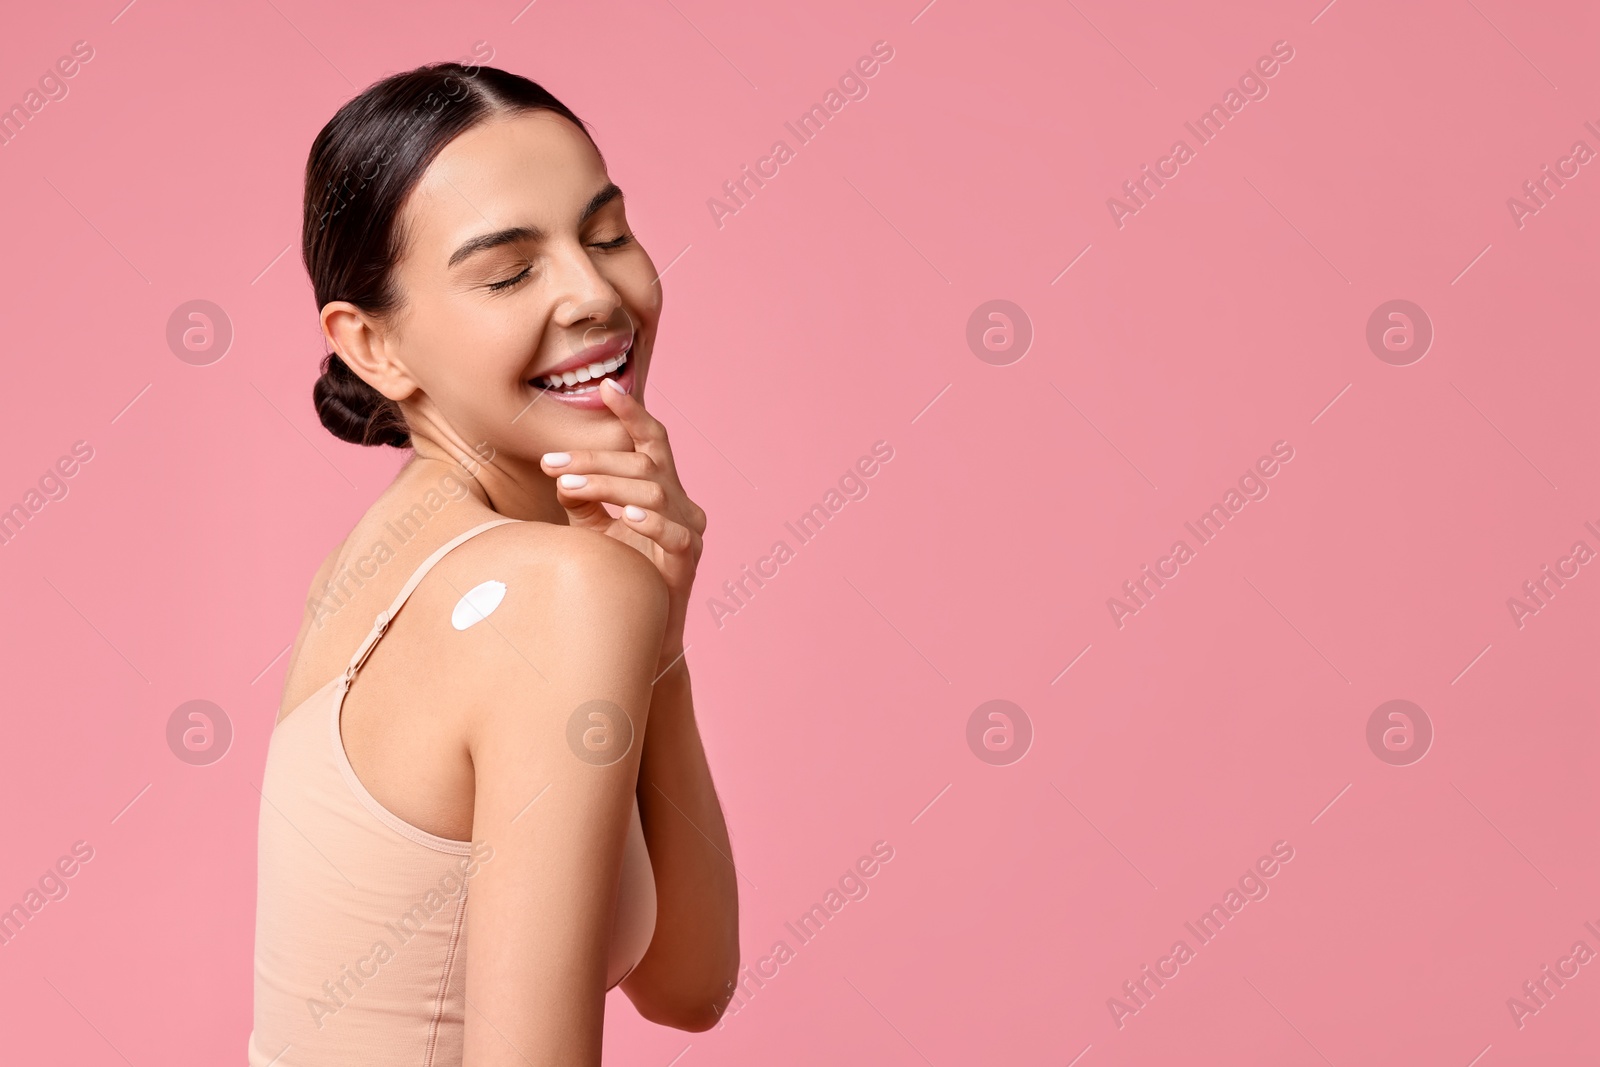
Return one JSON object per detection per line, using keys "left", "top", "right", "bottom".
{"left": 404, "top": 438, "right": 569, "bottom": 525}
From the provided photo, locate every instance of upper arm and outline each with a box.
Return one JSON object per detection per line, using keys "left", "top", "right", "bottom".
{"left": 459, "top": 528, "right": 668, "bottom": 1066}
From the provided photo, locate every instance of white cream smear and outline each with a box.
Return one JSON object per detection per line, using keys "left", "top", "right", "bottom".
{"left": 452, "top": 581, "right": 507, "bottom": 630}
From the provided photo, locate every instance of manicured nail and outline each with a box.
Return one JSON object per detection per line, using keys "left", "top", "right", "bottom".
{"left": 624, "top": 505, "right": 647, "bottom": 521}
{"left": 543, "top": 452, "right": 571, "bottom": 467}
{"left": 558, "top": 474, "right": 588, "bottom": 489}
{"left": 603, "top": 377, "right": 626, "bottom": 394}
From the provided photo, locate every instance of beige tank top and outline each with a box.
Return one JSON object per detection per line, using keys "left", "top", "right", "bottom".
{"left": 248, "top": 518, "right": 656, "bottom": 1066}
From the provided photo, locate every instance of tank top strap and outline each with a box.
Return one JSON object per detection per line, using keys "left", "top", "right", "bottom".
{"left": 341, "top": 517, "right": 523, "bottom": 687}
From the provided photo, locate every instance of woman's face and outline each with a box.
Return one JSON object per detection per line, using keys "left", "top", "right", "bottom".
{"left": 384, "top": 109, "right": 660, "bottom": 462}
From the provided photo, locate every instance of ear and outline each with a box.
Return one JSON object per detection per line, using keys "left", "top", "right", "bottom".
{"left": 321, "top": 300, "right": 419, "bottom": 402}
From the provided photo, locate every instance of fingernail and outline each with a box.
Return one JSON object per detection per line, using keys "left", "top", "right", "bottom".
{"left": 624, "top": 505, "right": 647, "bottom": 521}
{"left": 558, "top": 474, "right": 588, "bottom": 489}
{"left": 543, "top": 452, "right": 571, "bottom": 467}
{"left": 603, "top": 377, "right": 626, "bottom": 394}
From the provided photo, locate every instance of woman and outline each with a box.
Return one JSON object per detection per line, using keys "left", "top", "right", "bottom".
{"left": 249, "top": 62, "right": 739, "bottom": 1066}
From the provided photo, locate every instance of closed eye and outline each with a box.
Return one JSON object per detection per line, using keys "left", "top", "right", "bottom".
{"left": 486, "top": 234, "right": 632, "bottom": 292}
{"left": 487, "top": 265, "right": 531, "bottom": 292}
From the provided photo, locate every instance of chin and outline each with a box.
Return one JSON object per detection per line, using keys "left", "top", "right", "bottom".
{"left": 522, "top": 411, "right": 632, "bottom": 457}
{"left": 592, "top": 420, "right": 638, "bottom": 453}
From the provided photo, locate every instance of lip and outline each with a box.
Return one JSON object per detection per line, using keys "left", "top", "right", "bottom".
{"left": 531, "top": 332, "right": 633, "bottom": 380}
{"left": 531, "top": 354, "right": 637, "bottom": 410}
{"left": 526, "top": 333, "right": 639, "bottom": 411}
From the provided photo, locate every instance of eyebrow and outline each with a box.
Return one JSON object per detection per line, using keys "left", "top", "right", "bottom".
{"left": 447, "top": 182, "right": 624, "bottom": 269}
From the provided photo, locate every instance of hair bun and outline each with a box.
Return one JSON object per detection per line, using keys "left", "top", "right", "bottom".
{"left": 312, "top": 352, "right": 410, "bottom": 448}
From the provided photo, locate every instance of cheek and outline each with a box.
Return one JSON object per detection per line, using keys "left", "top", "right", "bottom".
{"left": 618, "top": 253, "right": 664, "bottom": 319}
{"left": 416, "top": 310, "right": 538, "bottom": 401}
{"left": 452, "top": 326, "right": 521, "bottom": 383}
{"left": 452, "top": 294, "right": 539, "bottom": 362}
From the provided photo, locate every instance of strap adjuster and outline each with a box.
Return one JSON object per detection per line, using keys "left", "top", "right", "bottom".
{"left": 344, "top": 609, "right": 395, "bottom": 686}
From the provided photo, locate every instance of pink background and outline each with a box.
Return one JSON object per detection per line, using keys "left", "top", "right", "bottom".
{"left": 2, "top": 0, "right": 1597, "bottom": 1063}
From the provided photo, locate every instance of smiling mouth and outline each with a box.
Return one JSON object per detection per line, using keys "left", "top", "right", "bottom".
{"left": 528, "top": 344, "right": 631, "bottom": 395}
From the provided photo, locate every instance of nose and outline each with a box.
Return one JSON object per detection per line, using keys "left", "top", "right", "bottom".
{"left": 550, "top": 241, "right": 624, "bottom": 346}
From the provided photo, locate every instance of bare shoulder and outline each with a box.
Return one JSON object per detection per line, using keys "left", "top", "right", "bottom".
{"left": 459, "top": 521, "right": 667, "bottom": 614}
{"left": 444, "top": 523, "right": 669, "bottom": 716}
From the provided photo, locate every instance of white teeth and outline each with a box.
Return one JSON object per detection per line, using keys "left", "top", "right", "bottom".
{"left": 534, "top": 347, "right": 630, "bottom": 390}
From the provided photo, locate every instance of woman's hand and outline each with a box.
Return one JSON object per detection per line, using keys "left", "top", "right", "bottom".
{"left": 540, "top": 378, "right": 706, "bottom": 673}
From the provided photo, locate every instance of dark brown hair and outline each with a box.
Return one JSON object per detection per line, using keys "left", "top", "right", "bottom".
{"left": 305, "top": 61, "right": 599, "bottom": 447}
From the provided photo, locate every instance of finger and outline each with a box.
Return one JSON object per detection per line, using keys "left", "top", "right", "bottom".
{"left": 551, "top": 483, "right": 610, "bottom": 529}
{"left": 554, "top": 473, "right": 670, "bottom": 513}
{"left": 598, "top": 377, "right": 673, "bottom": 463}
{"left": 621, "top": 505, "right": 695, "bottom": 555}
{"left": 621, "top": 506, "right": 699, "bottom": 585}
{"left": 540, "top": 449, "right": 655, "bottom": 479}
